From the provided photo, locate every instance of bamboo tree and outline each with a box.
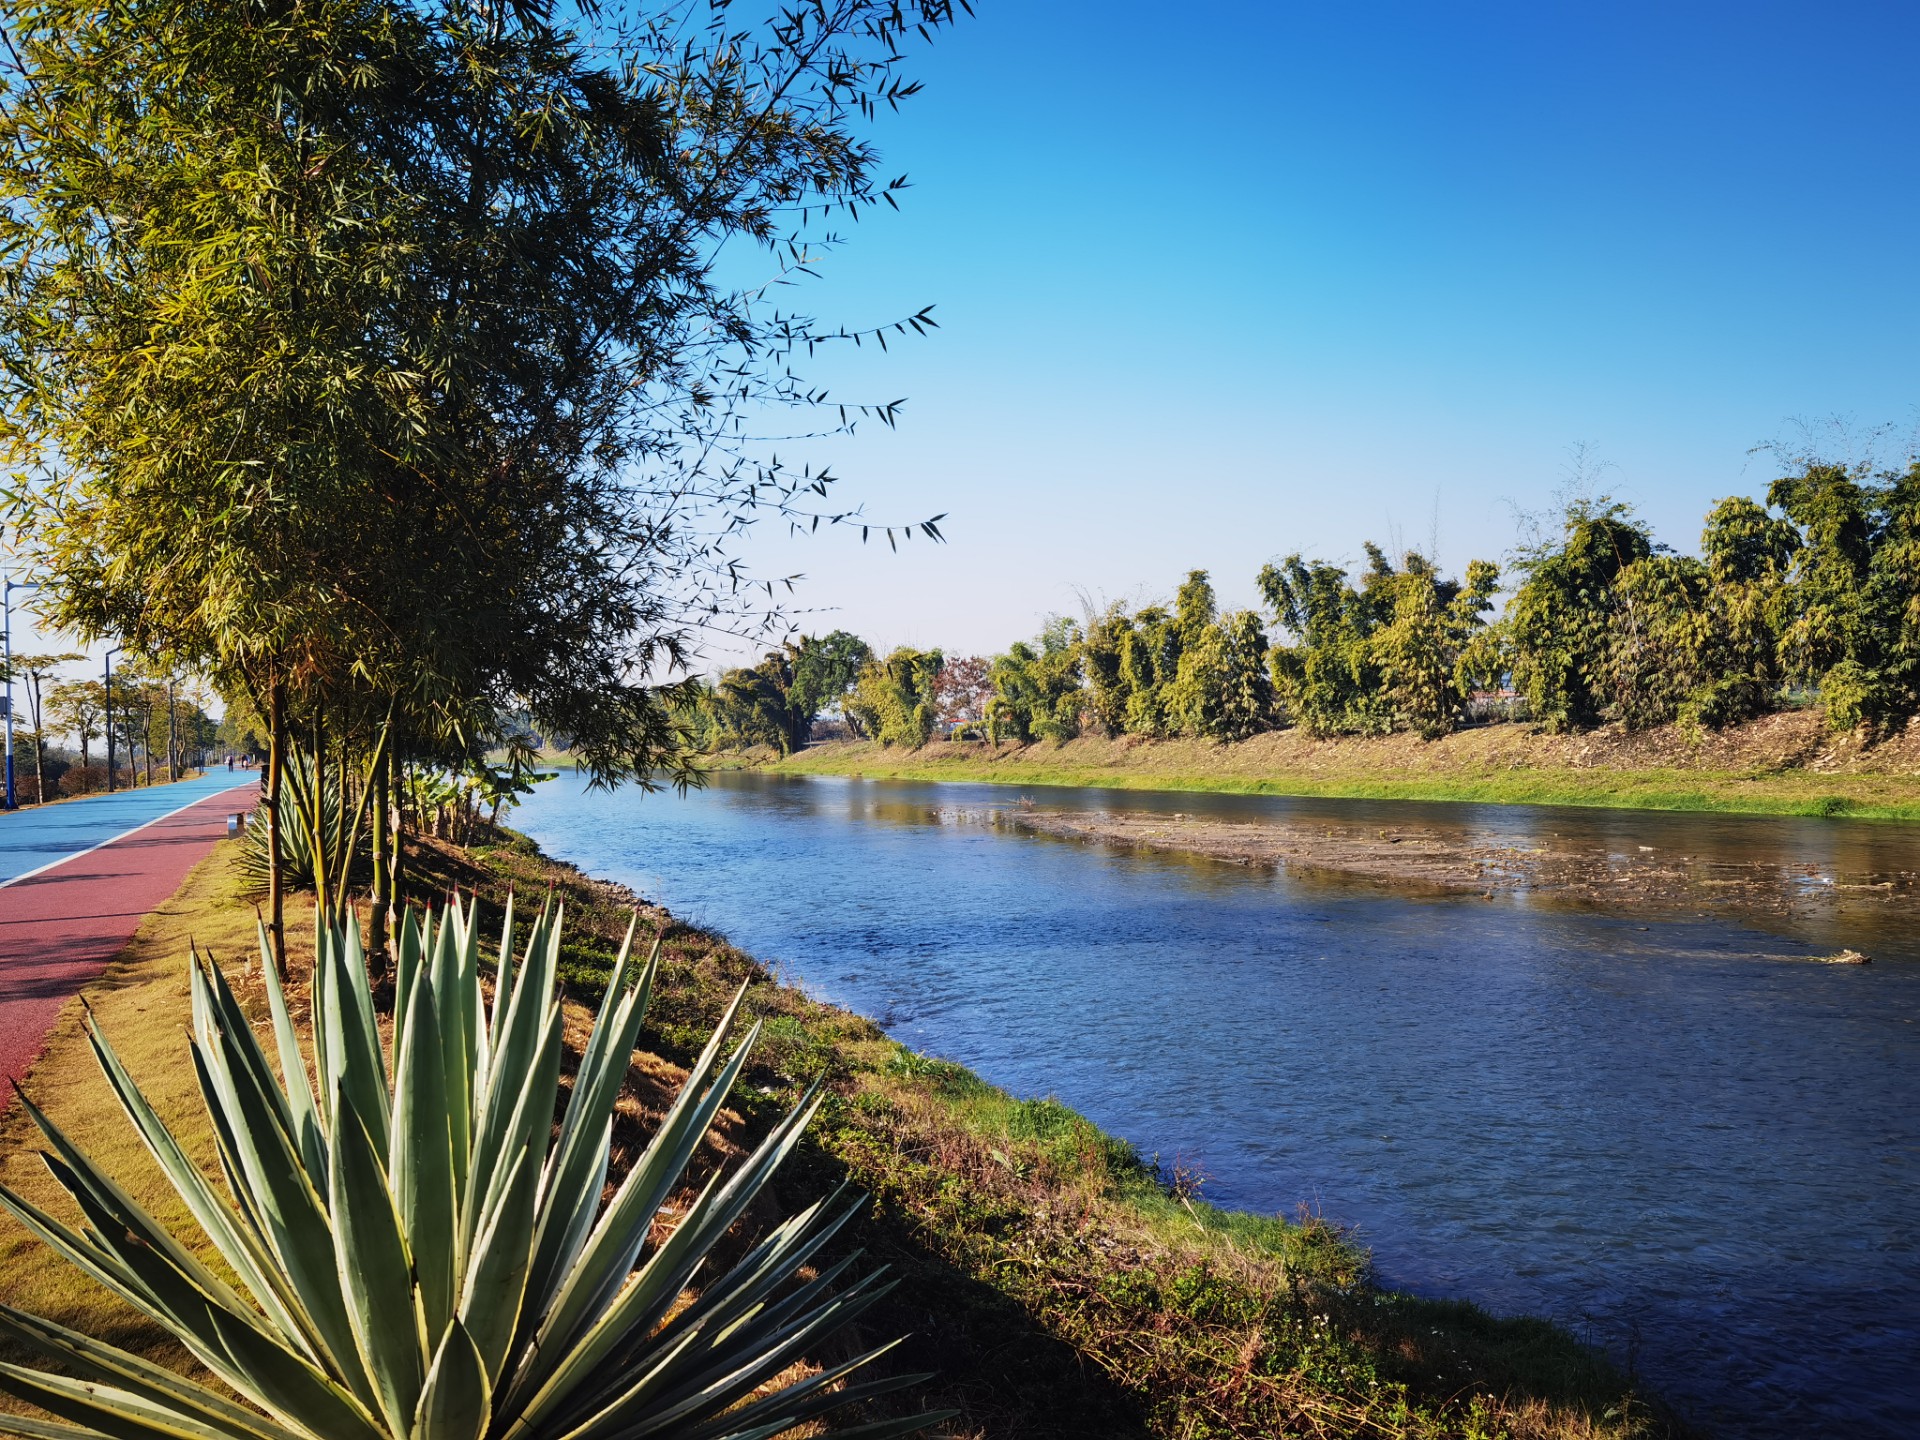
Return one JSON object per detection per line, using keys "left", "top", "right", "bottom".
{"left": 369, "top": 739, "right": 392, "bottom": 962}
{"left": 266, "top": 678, "right": 288, "bottom": 978}
{"left": 2, "top": 0, "right": 963, "bottom": 925}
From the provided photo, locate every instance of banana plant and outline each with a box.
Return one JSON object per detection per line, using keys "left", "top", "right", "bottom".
{"left": 0, "top": 898, "right": 948, "bottom": 1440}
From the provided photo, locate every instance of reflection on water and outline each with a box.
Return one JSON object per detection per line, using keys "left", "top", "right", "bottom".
{"left": 515, "top": 772, "right": 1920, "bottom": 1439}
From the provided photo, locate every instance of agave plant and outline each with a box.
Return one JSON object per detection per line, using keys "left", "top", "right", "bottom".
{"left": 0, "top": 899, "right": 946, "bottom": 1440}
{"left": 235, "top": 747, "right": 357, "bottom": 897}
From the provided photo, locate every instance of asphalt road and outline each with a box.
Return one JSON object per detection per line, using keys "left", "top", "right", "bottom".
{"left": 0, "top": 769, "right": 260, "bottom": 887}
{"left": 0, "top": 771, "right": 260, "bottom": 1100}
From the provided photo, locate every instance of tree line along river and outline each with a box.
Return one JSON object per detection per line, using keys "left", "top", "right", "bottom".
{"left": 513, "top": 770, "right": 1920, "bottom": 1439}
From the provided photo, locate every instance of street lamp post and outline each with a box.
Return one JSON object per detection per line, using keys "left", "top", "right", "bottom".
{"left": 104, "top": 645, "right": 122, "bottom": 793}
{"left": 2, "top": 574, "right": 42, "bottom": 811}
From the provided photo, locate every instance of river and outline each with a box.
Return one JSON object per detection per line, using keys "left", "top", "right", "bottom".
{"left": 512, "top": 770, "right": 1920, "bottom": 1439}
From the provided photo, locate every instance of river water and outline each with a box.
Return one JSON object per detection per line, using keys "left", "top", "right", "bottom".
{"left": 513, "top": 771, "right": 1919, "bottom": 1438}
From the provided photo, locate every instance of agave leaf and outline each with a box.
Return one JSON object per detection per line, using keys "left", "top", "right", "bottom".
{"left": 390, "top": 965, "right": 458, "bottom": 1341}
{"left": 329, "top": 1083, "right": 427, "bottom": 1437}
{"left": 653, "top": 1339, "right": 918, "bottom": 1440}
{"left": 10, "top": 1089, "right": 260, "bottom": 1333}
{"left": 196, "top": 1303, "right": 388, "bottom": 1440}
{"left": 556, "top": 1257, "right": 873, "bottom": 1440}
{"left": 415, "top": 1321, "right": 491, "bottom": 1440}
{"left": 0, "top": 1185, "right": 178, "bottom": 1346}
{"left": 193, "top": 1022, "right": 370, "bottom": 1405}
{"left": 201, "top": 952, "right": 294, "bottom": 1132}
{"left": 582, "top": 1084, "right": 831, "bottom": 1368}
{"left": 0, "top": 1305, "right": 298, "bottom": 1440}
{"left": 317, "top": 921, "right": 389, "bottom": 1162}
{"left": 428, "top": 907, "right": 475, "bottom": 1205}
{"left": 530, "top": 1323, "right": 705, "bottom": 1440}
{"left": 83, "top": 1018, "right": 321, "bottom": 1361}
{"left": 460, "top": 1005, "right": 563, "bottom": 1385}
{"left": 308, "top": 922, "right": 337, "bottom": 1141}
{"left": 522, "top": 932, "right": 655, "bottom": 1323}
{"left": 190, "top": 955, "right": 296, "bottom": 1152}
{"left": 453, "top": 898, "right": 486, "bottom": 1118}
{"left": 507, "top": 985, "right": 753, "bottom": 1402}
{"left": 0, "top": 1362, "right": 260, "bottom": 1440}
{"left": 38, "top": 1154, "right": 284, "bottom": 1379}
{"left": 650, "top": 1215, "right": 865, "bottom": 1374}
{"left": 606, "top": 1291, "right": 899, "bottom": 1440}
{"left": 0, "top": 1411, "right": 120, "bottom": 1440}
{"left": 486, "top": 892, "right": 519, "bottom": 1063}
{"left": 340, "top": 923, "right": 391, "bottom": 1145}
{"left": 391, "top": 907, "right": 426, "bottom": 1071}
{"left": 468, "top": 910, "right": 560, "bottom": 1221}
{"left": 186, "top": 1040, "right": 271, "bottom": 1248}
{"left": 676, "top": 1269, "right": 896, "bottom": 1402}
{"left": 256, "top": 922, "right": 327, "bottom": 1186}
{"left": 0, "top": 1174, "right": 381, "bottom": 1440}
{"left": 577, "top": 1193, "right": 864, "bottom": 1422}
{"left": 457, "top": 1139, "right": 542, "bottom": 1388}
{"left": 468, "top": 1006, "right": 562, "bottom": 1260}
{"left": 505, "top": 1070, "right": 818, "bottom": 1434}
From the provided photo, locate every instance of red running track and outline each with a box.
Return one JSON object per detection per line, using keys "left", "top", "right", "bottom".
{"left": 0, "top": 786, "right": 257, "bottom": 1105}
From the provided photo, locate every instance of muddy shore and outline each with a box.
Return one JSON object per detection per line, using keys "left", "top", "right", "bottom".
{"left": 1006, "top": 807, "right": 1915, "bottom": 934}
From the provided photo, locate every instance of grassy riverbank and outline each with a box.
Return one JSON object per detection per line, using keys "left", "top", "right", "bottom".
{"left": 762, "top": 709, "right": 1920, "bottom": 820}
{"left": 1, "top": 834, "right": 1683, "bottom": 1438}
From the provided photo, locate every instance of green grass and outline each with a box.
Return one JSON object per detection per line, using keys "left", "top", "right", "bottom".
{"left": 770, "top": 741, "right": 1920, "bottom": 821}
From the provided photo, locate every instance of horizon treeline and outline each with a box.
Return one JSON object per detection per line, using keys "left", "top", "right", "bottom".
{"left": 687, "top": 459, "right": 1920, "bottom": 752}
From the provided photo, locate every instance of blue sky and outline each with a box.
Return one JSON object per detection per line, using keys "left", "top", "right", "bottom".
{"left": 711, "top": 0, "right": 1920, "bottom": 664}
{"left": 8, "top": 0, "right": 1918, "bottom": 680}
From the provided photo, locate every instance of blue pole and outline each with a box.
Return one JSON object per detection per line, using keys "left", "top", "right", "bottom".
{"left": 3, "top": 576, "right": 45, "bottom": 809}
{"left": 104, "top": 647, "right": 120, "bottom": 793}
{"left": 3, "top": 574, "right": 14, "bottom": 811}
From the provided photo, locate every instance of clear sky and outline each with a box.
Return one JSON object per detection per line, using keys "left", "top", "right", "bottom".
{"left": 707, "top": 0, "right": 1920, "bottom": 666}
{"left": 6, "top": 0, "right": 1918, "bottom": 685}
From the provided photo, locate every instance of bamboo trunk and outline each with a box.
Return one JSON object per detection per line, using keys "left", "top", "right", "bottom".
{"left": 266, "top": 680, "right": 288, "bottom": 979}
{"left": 311, "top": 720, "right": 328, "bottom": 926}
{"left": 387, "top": 746, "right": 405, "bottom": 921}
{"left": 370, "top": 745, "right": 390, "bottom": 966}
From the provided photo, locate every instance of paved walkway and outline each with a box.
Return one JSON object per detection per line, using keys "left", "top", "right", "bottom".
{"left": 0, "top": 772, "right": 260, "bottom": 1095}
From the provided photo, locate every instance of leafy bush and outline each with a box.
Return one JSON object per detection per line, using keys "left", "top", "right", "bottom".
{"left": 1819, "top": 658, "right": 1891, "bottom": 733}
